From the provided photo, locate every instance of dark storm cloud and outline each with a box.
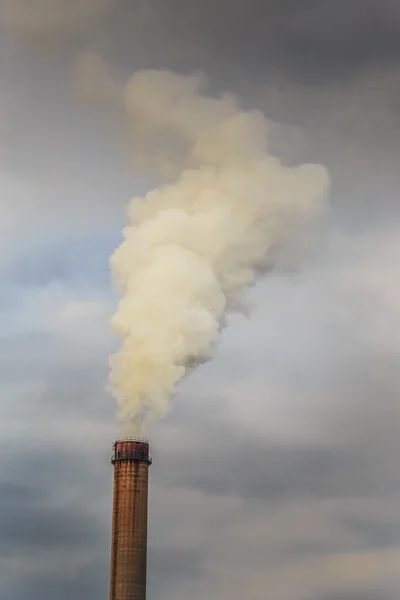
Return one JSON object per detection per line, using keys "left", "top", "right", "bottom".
{"left": 0, "top": 504, "right": 97, "bottom": 549}
{"left": 4, "top": 0, "right": 400, "bottom": 82}
{"left": 2, "top": 0, "right": 400, "bottom": 232}
{"left": 101, "top": 0, "right": 400, "bottom": 82}
{"left": 148, "top": 546, "right": 203, "bottom": 585}
{"left": 0, "top": 402, "right": 112, "bottom": 600}
{"left": 0, "top": 448, "right": 102, "bottom": 553}
{"left": 163, "top": 427, "right": 361, "bottom": 501}
{"left": 339, "top": 514, "right": 400, "bottom": 550}
{"left": 10, "top": 562, "right": 109, "bottom": 600}
{"left": 0, "top": 481, "right": 43, "bottom": 511}
{"left": 144, "top": 352, "right": 400, "bottom": 587}
{"left": 155, "top": 358, "right": 400, "bottom": 503}
{"left": 165, "top": 430, "right": 395, "bottom": 503}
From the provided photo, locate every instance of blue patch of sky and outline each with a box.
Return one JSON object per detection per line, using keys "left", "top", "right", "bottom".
{"left": 1, "top": 231, "right": 122, "bottom": 297}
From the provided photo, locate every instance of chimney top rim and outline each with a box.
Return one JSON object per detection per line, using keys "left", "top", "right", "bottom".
{"left": 114, "top": 436, "right": 149, "bottom": 444}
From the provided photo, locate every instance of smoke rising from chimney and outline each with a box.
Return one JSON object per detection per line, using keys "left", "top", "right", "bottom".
{"left": 1, "top": 0, "right": 330, "bottom": 433}
{"left": 105, "top": 68, "right": 330, "bottom": 434}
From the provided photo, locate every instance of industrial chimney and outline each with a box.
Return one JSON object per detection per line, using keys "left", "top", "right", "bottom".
{"left": 109, "top": 437, "right": 152, "bottom": 600}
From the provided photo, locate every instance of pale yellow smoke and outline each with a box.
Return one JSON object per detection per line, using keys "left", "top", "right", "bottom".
{"left": 107, "top": 69, "right": 329, "bottom": 434}
{"left": 1, "top": 0, "right": 112, "bottom": 42}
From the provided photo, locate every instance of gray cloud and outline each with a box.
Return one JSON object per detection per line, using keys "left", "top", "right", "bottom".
{"left": 95, "top": 0, "right": 400, "bottom": 83}
{"left": 2, "top": 0, "right": 400, "bottom": 233}
{"left": 317, "top": 590, "right": 397, "bottom": 600}
{"left": 1, "top": 300, "right": 400, "bottom": 599}
{"left": 10, "top": 563, "right": 109, "bottom": 600}
{"left": 3, "top": 0, "right": 400, "bottom": 82}
{"left": 148, "top": 546, "right": 203, "bottom": 588}
{"left": 0, "top": 504, "right": 98, "bottom": 549}
{"left": 0, "top": 446, "right": 110, "bottom": 596}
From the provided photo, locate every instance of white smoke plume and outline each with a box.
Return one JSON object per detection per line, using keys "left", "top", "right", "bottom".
{"left": 108, "top": 69, "right": 330, "bottom": 434}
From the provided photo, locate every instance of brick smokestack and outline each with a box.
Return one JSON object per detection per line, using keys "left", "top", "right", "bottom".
{"left": 109, "top": 438, "right": 152, "bottom": 600}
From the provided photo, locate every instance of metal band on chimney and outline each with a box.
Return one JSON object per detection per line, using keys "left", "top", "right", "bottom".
{"left": 111, "top": 437, "right": 152, "bottom": 465}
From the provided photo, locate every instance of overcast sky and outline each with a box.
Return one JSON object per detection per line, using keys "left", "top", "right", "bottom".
{"left": 0, "top": 1, "right": 400, "bottom": 599}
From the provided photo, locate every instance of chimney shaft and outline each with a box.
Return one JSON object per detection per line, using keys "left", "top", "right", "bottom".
{"left": 109, "top": 438, "right": 152, "bottom": 600}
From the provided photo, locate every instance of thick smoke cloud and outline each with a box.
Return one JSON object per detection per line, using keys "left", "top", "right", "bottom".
{"left": 102, "top": 69, "right": 329, "bottom": 432}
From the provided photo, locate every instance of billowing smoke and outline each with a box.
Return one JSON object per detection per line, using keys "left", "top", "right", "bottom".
{"left": 108, "top": 69, "right": 330, "bottom": 434}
